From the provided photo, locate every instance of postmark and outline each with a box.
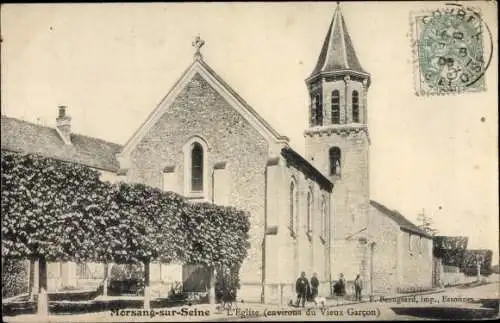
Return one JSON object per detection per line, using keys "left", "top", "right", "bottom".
{"left": 410, "top": 3, "right": 493, "bottom": 96}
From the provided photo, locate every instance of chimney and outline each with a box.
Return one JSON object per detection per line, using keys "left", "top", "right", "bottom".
{"left": 56, "top": 105, "right": 72, "bottom": 145}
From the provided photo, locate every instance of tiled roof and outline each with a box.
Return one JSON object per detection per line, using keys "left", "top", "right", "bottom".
{"left": 370, "top": 200, "right": 431, "bottom": 238}
{"left": 309, "top": 5, "right": 368, "bottom": 78}
{"left": 1, "top": 115, "right": 122, "bottom": 172}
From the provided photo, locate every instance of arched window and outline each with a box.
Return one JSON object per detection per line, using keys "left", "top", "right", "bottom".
{"left": 352, "top": 90, "right": 360, "bottom": 123}
{"left": 329, "top": 147, "right": 341, "bottom": 175}
{"left": 191, "top": 142, "right": 203, "bottom": 192}
{"left": 289, "top": 182, "right": 297, "bottom": 237}
{"left": 315, "top": 94, "right": 323, "bottom": 126}
{"left": 331, "top": 90, "right": 340, "bottom": 124}
{"left": 306, "top": 190, "right": 313, "bottom": 237}
{"left": 320, "top": 197, "right": 327, "bottom": 241}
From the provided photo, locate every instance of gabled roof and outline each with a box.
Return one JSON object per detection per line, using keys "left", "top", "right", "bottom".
{"left": 308, "top": 4, "right": 368, "bottom": 80}
{"left": 370, "top": 200, "right": 432, "bottom": 238}
{"left": 199, "top": 60, "right": 289, "bottom": 143}
{"left": 119, "top": 58, "right": 289, "bottom": 157}
{"left": 1, "top": 115, "right": 122, "bottom": 172}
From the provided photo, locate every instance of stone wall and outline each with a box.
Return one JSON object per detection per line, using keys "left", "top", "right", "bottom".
{"left": 368, "top": 205, "right": 433, "bottom": 293}
{"left": 331, "top": 239, "right": 365, "bottom": 286}
{"left": 263, "top": 152, "right": 331, "bottom": 304}
{"left": 399, "top": 230, "right": 433, "bottom": 290}
{"left": 441, "top": 273, "right": 478, "bottom": 287}
{"left": 266, "top": 157, "right": 331, "bottom": 285}
{"left": 126, "top": 73, "right": 270, "bottom": 302}
{"left": 305, "top": 129, "right": 370, "bottom": 238}
{"left": 368, "top": 206, "right": 399, "bottom": 294}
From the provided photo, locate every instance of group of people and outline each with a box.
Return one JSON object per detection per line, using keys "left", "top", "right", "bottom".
{"left": 295, "top": 272, "right": 364, "bottom": 307}
{"left": 332, "top": 273, "right": 363, "bottom": 301}
{"left": 294, "top": 272, "right": 320, "bottom": 307}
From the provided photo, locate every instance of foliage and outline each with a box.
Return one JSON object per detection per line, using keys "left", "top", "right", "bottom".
{"left": 461, "top": 249, "right": 493, "bottom": 276}
{"left": 110, "top": 263, "right": 145, "bottom": 281}
{"left": 1, "top": 150, "right": 111, "bottom": 261}
{"left": 109, "top": 263, "right": 145, "bottom": 296}
{"left": 417, "top": 211, "right": 438, "bottom": 236}
{"left": 215, "top": 264, "right": 241, "bottom": 302}
{"left": 1, "top": 151, "right": 251, "bottom": 295}
{"left": 168, "top": 281, "right": 184, "bottom": 300}
{"left": 433, "top": 236, "right": 468, "bottom": 267}
{"left": 1, "top": 258, "right": 29, "bottom": 298}
{"left": 184, "top": 202, "right": 250, "bottom": 268}
{"left": 99, "top": 182, "right": 187, "bottom": 264}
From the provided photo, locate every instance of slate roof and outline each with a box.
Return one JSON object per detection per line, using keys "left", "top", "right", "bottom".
{"left": 309, "top": 5, "right": 368, "bottom": 78}
{"left": 370, "top": 200, "right": 432, "bottom": 238}
{"left": 1, "top": 115, "right": 122, "bottom": 172}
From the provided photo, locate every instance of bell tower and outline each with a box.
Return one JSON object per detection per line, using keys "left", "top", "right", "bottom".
{"left": 304, "top": 4, "right": 371, "bottom": 278}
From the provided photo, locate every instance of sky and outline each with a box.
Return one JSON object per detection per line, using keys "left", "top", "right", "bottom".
{"left": 1, "top": 2, "right": 498, "bottom": 261}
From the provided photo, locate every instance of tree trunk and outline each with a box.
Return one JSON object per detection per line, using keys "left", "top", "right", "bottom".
{"left": 208, "top": 266, "right": 216, "bottom": 305}
{"left": 29, "top": 258, "right": 39, "bottom": 301}
{"left": 103, "top": 262, "right": 111, "bottom": 297}
{"left": 37, "top": 257, "right": 48, "bottom": 316}
{"left": 143, "top": 261, "right": 151, "bottom": 310}
{"left": 28, "top": 259, "right": 34, "bottom": 300}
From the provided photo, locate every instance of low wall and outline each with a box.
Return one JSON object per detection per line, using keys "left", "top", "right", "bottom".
{"left": 441, "top": 272, "right": 485, "bottom": 287}
{"left": 77, "top": 279, "right": 102, "bottom": 290}
{"left": 47, "top": 278, "right": 103, "bottom": 292}
{"left": 443, "top": 265, "right": 460, "bottom": 273}
{"left": 150, "top": 282, "right": 179, "bottom": 299}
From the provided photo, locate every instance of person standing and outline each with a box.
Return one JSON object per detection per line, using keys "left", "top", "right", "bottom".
{"left": 295, "top": 271, "right": 309, "bottom": 307}
{"left": 310, "top": 272, "right": 319, "bottom": 300}
{"left": 339, "top": 273, "right": 346, "bottom": 296}
{"left": 354, "top": 274, "right": 363, "bottom": 301}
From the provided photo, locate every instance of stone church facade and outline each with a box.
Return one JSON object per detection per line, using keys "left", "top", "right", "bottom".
{"left": 1, "top": 4, "right": 433, "bottom": 304}
{"left": 116, "top": 54, "right": 333, "bottom": 303}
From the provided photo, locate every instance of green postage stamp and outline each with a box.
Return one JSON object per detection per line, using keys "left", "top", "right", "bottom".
{"left": 411, "top": 3, "right": 493, "bottom": 96}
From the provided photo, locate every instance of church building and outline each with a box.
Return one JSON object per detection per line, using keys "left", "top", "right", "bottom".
{"left": 1, "top": 4, "right": 434, "bottom": 304}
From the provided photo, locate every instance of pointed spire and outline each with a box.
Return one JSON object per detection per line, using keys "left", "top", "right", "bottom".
{"left": 308, "top": 4, "right": 368, "bottom": 80}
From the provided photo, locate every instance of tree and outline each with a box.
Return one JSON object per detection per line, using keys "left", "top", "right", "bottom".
{"left": 100, "top": 182, "right": 186, "bottom": 309}
{"left": 2, "top": 258, "right": 29, "bottom": 298}
{"left": 1, "top": 151, "right": 112, "bottom": 315}
{"left": 461, "top": 249, "right": 493, "bottom": 276}
{"left": 2, "top": 151, "right": 251, "bottom": 311}
{"left": 416, "top": 209, "right": 438, "bottom": 236}
{"left": 184, "top": 202, "right": 250, "bottom": 304}
{"left": 433, "top": 236, "right": 468, "bottom": 267}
